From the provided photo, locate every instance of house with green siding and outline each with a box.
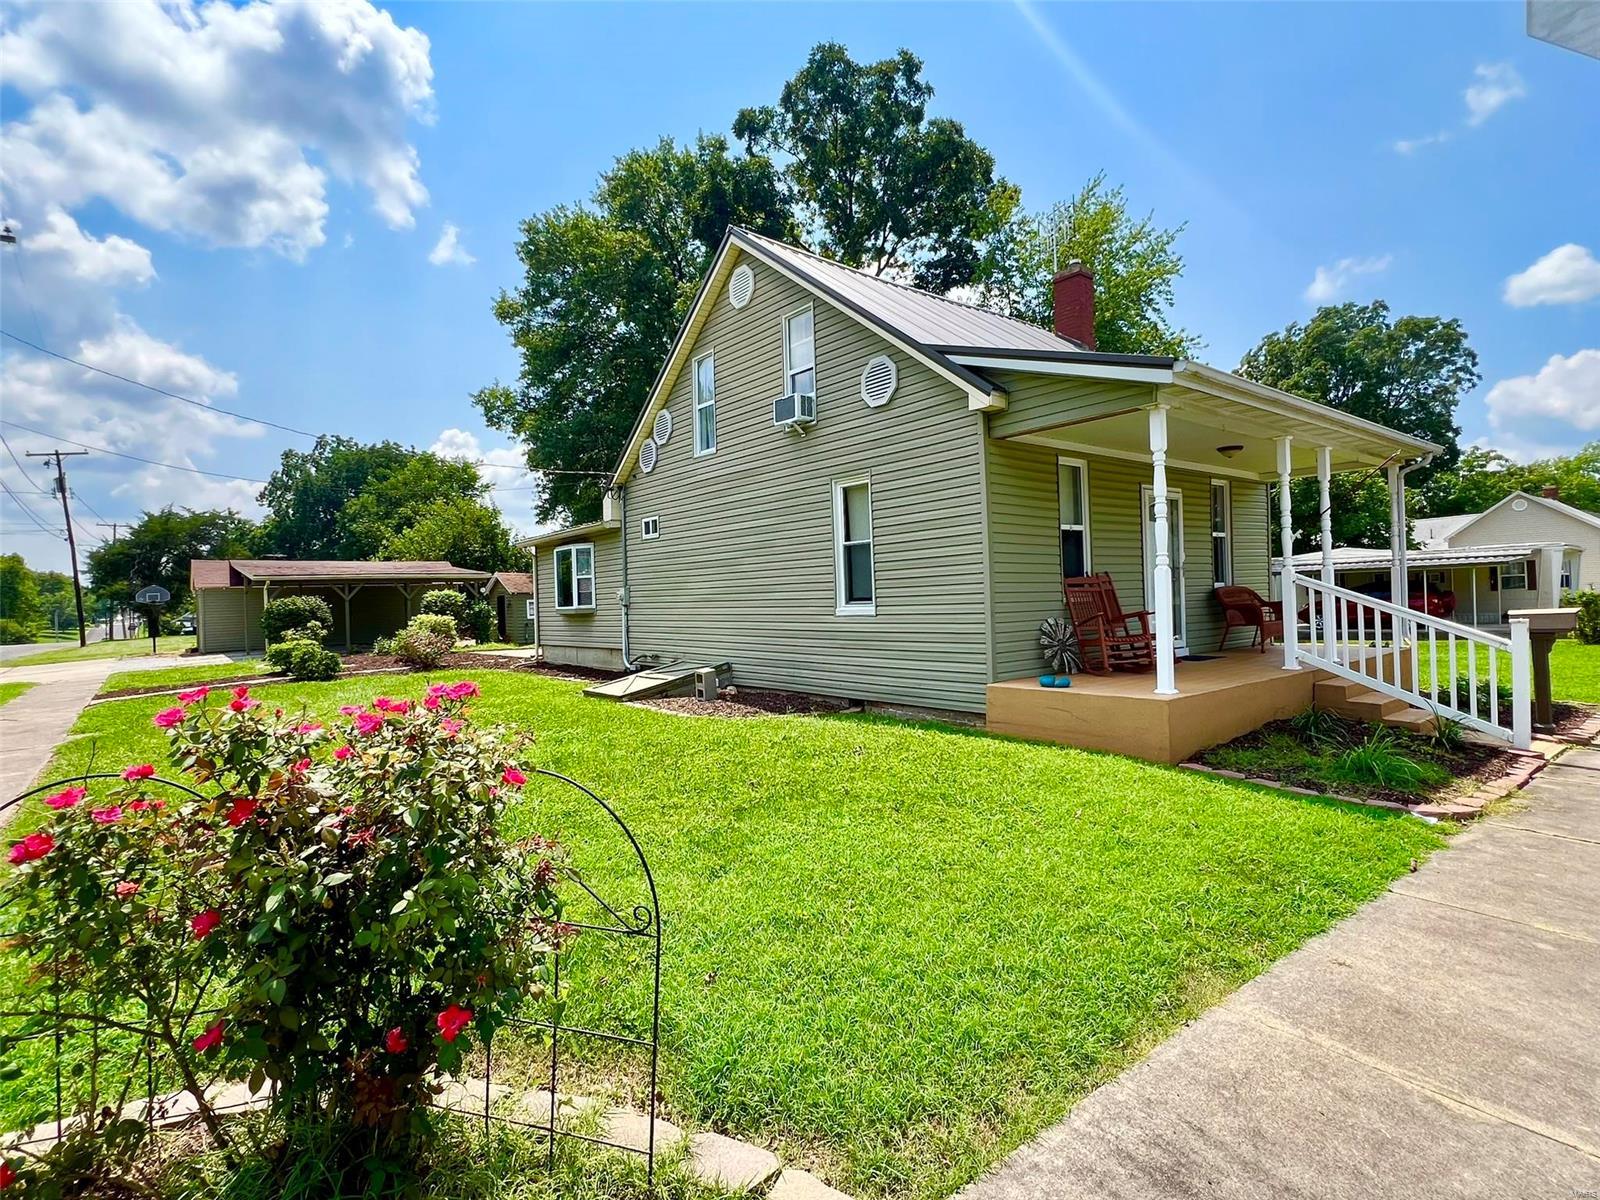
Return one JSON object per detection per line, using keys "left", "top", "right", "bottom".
{"left": 524, "top": 228, "right": 1481, "bottom": 756}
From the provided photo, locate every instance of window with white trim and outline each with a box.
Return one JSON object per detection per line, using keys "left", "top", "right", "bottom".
{"left": 525, "top": 599, "right": 536, "bottom": 620}
{"left": 784, "top": 305, "right": 815, "bottom": 399}
{"left": 1561, "top": 554, "right": 1575, "bottom": 591}
{"left": 1057, "top": 458, "right": 1089, "bottom": 577}
{"left": 553, "top": 544, "right": 595, "bottom": 612}
{"left": 641, "top": 516, "right": 660, "bottom": 540}
{"left": 833, "top": 477, "right": 874, "bottom": 614}
{"left": 693, "top": 352, "right": 716, "bottom": 455}
{"left": 1499, "top": 559, "right": 1530, "bottom": 591}
{"left": 1210, "top": 480, "right": 1232, "bottom": 586}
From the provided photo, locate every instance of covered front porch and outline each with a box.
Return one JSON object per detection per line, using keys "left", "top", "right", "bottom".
{"left": 971, "top": 355, "right": 1535, "bottom": 756}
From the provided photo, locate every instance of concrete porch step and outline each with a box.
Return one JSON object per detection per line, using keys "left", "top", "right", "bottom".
{"left": 1313, "top": 680, "right": 1437, "bottom": 735}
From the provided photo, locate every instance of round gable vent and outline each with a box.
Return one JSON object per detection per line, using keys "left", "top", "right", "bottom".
{"left": 1511, "top": 497, "right": 1528, "bottom": 511}
{"left": 653, "top": 410, "right": 673, "bottom": 445}
{"left": 728, "top": 264, "right": 755, "bottom": 309}
{"left": 639, "top": 438, "right": 658, "bottom": 474}
{"left": 860, "top": 354, "right": 898, "bottom": 408}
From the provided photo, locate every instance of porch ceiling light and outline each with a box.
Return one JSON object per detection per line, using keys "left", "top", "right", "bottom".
{"left": 1217, "top": 444, "right": 1244, "bottom": 458}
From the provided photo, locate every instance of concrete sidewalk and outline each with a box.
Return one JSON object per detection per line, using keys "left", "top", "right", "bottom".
{"left": 957, "top": 749, "right": 1600, "bottom": 1200}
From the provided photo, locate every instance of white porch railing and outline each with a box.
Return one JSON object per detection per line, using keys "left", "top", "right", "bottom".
{"left": 1286, "top": 571, "right": 1532, "bottom": 748}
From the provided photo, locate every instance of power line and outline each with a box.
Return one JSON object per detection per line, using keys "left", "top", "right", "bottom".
{"left": 27, "top": 448, "right": 90, "bottom": 645}
{"left": 0, "top": 419, "right": 269, "bottom": 484}
{"left": 0, "top": 328, "right": 320, "bottom": 439}
{"left": 0, "top": 475, "right": 63, "bottom": 538}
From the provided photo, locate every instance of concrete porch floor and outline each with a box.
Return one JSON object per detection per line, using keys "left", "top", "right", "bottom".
{"left": 987, "top": 649, "right": 1321, "bottom": 763}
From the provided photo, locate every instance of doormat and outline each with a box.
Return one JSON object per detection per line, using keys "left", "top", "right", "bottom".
{"left": 1178, "top": 654, "right": 1220, "bottom": 662}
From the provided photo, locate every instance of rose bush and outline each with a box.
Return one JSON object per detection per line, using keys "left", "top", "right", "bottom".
{"left": 1, "top": 680, "right": 571, "bottom": 1182}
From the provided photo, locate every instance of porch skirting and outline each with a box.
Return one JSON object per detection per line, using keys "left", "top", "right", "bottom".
{"left": 985, "top": 653, "right": 1322, "bottom": 764}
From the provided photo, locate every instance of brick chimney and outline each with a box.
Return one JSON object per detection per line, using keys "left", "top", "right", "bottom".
{"left": 1052, "top": 260, "right": 1096, "bottom": 349}
{"left": 1542, "top": 485, "right": 1561, "bottom": 500}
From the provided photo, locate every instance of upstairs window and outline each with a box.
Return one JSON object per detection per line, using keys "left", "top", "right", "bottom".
{"left": 833, "top": 477, "right": 874, "bottom": 615}
{"left": 1058, "top": 458, "right": 1089, "bottom": 578}
{"left": 693, "top": 353, "right": 716, "bottom": 455}
{"left": 553, "top": 544, "right": 595, "bottom": 612}
{"left": 784, "top": 306, "right": 815, "bottom": 399}
{"left": 1210, "top": 481, "right": 1232, "bottom": 586}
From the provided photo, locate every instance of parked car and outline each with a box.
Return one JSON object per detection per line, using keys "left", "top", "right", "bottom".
{"left": 179, "top": 613, "right": 197, "bottom": 635}
{"left": 1298, "top": 581, "right": 1456, "bottom": 628}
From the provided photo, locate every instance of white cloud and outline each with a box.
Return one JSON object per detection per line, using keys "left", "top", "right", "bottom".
{"left": 428, "top": 428, "right": 546, "bottom": 540}
{"left": 1304, "top": 254, "right": 1393, "bottom": 303}
{"left": 22, "top": 209, "right": 155, "bottom": 287}
{"left": 428, "top": 222, "right": 474, "bottom": 267}
{"left": 1503, "top": 244, "right": 1600, "bottom": 307}
{"left": 0, "top": 0, "right": 434, "bottom": 259}
{"left": 1392, "top": 131, "right": 1451, "bottom": 155}
{"left": 1464, "top": 62, "right": 1526, "bottom": 126}
{"left": 1484, "top": 349, "right": 1600, "bottom": 459}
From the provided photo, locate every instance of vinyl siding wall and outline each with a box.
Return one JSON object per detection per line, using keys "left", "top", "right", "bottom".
{"left": 985, "top": 437, "right": 1271, "bottom": 680}
{"left": 621, "top": 252, "right": 991, "bottom": 711}
{"left": 1449, "top": 500, "right": 1599, "bottom": 591}
{"left": 490, "top": 586, "right": 538, "bottom": 644}
{"left": 535, "top": 532, "right": 624, "bottom": 669}
{"left": 196, "top": 587, "right": 266, "bottom": 654}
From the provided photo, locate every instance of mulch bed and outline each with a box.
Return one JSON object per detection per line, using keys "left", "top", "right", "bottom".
{"left": 637, "top": 686, "right": 852, "bottom": 719}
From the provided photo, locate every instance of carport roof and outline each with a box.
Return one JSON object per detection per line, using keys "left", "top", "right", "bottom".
{"left": 190, "top": 559, "right": 491, "bottom": 588}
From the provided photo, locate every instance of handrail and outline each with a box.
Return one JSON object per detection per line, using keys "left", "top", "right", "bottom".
{"left": 1285, "top": 569, "right": 1531, "bottom": 748}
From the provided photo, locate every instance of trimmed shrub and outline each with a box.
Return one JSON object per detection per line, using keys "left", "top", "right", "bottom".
{"left": 1565, "top": 588, "right": 1600, "bottom": 644}
{"left": 394, "top": 619, "right": 454, "bottom": 668}
{"left": 266, "top": 637, "right": 342, "bottom": 681}
{"left": 418, "top": 589, "right": 468, "bottom": 629}
{"left": 372, "top": 634, "right": 397, "bottom": 657}
{"left": 262, "top": 595, "right": 334, "bottom": 644}
{"left": 463, "top": 596, "right": 493, "bottom": 643}
{"left": 0, "top": 618, "right": 35, "bottom": 645}
{"left": 281, "top": 619, "right": 329, "bottom": 645}
{"left": 408, "top": 613, "right": 458, "bottom": 642}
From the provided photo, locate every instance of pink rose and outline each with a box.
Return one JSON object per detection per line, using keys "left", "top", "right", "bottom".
{"left": 153, "top": 707, "right": 185, "bottom": 729}
{"left": 353, "top": 712, "right": 384, "bottom": 736}
{"left": 122, "top": 764, "right": 155, "bottom": 781}
{"left": 8, "top": 832, "right": 53, "bottom": 865}
{"left": 296, "top": 722, "right": 323, "bottom": 735}
{"left": 501, "top": 767, "right": 527, "bottom": 787}
{"left": 333, "top": 746, "right": 353, "bottom": 761}
{"left": 192, "top": 1020, "right": 225, "bottom": 1053}
{"left": 229, "top": 698, "right": 259, "bottom": 713}
{"left": 190, "top": 909, "right": 221, "bottom": 939}
{"left": 177, "top": 686, "right": 210, "bottom": 705}
{"left": 423, "top": 695, "right": 440, "bottom": 711}
{"left": 440, "top": 718, "right": 463, "bottom": 737}
{"left": 115, "top": 880, "right": 140, "bottom": 899}
{"left": 44, "top": 786, "right": 86, "bottom": 810}
{"left": 290, "top": 758, "right": 311, "bottom": 775}
{"left": 91, "top": 806, "right": 123, "bottom": 824}
{"left": 231, "top": 685, "right": 251, "bottom": 700}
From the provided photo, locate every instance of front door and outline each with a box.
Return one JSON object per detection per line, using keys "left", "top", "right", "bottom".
{"left": 496, "top": 595, "right": 508, "bottom": 641}
{"left": 1141, "top": 485, "right": 1187, "bottom": 655}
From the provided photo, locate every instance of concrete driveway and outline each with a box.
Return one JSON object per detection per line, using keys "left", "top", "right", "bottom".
{"left": 957, "top": 748, "right": 1600, "bottom": 1199}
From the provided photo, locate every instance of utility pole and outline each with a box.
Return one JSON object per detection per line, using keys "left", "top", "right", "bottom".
{"left": 97, "top": 522, "right": 122, "bottom": 639}
{"left": 28, "top": 449, "right": 89, "bottom": 647}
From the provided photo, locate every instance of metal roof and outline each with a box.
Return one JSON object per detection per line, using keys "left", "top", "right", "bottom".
{"left": 1272, "top": 542, "right": 1577, "bottom": 573}
{"left": 191, "top": 559, "right": 491, "bottom": 588}
{"left": 518, "top": 519, "right": 621, "bottom": 549}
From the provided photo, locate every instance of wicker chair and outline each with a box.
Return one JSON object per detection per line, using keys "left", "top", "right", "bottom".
{"left": 1215, "top": 585, "right": 1284, "bottom": 652}
{"left": 1062, "top": 574, "right": 1156, "bottom": 675}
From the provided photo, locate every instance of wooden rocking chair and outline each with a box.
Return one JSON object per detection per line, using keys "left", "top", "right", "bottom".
{"left": 1215, "top": 585, "right": 1284, "bottom": 653}
{"left": 1062, "top": 573, "right": 1157, "bottom": 675}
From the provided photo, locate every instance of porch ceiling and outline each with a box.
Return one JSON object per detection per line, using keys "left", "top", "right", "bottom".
{"left": 1008, "top": 384, "right": 1420, "bottom": 481}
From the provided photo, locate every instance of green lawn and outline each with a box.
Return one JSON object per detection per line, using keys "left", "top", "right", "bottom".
{"left": 8, "top": 671, "right": 1445, "bottom": 1198}
{"left": 100, "top": 658, "right": 270, "bottom": 693}
{"left": 1, "top": 634, "right": 196, "bottom": 667}
{"left": 1416, "top": 636, "right": 1600, "bottom": 704}
{"left": 0, "top": 681, "right": 36, "bottom": 707}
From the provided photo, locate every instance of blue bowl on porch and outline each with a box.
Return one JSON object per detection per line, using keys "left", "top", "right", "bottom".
{"left": 1038, "top": 675, "right": 1072, "bottom": 688}
{"left": 1039, "top": 674, "right": 1054, "bottom": 687}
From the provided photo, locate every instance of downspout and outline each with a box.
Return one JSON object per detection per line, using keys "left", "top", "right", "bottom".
{"left": 1393, "top": 453, "right": 1434, "bottom": 604}
{"left": 614, "top": 484, "right": 637, "bottom": 670}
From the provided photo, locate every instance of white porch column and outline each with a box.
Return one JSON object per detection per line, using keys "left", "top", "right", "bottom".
{"left": 1149, "top": 404, "right": 1178, "bottom": 696}
{"left": 1318, "top": 445, "right": 1336, "bottom": 663}
{"left": 1387, "top": 463, "right": 1406, "bottom": 616}
{"left": 1278, "top": 436, "right": 1299, "bottom": 671}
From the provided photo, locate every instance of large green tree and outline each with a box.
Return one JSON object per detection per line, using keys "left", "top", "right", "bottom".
{"left": 475, "top": 136, "right": 794, "bottom": 523}
{"left": 734, "top": 43, "right": 1014, "bottom": 291}
{"left": 0, "top": 553, "right": 45, "bottom": 632}
{"left": 973, "top": 172, "right": 1198, "bottom": 357}
{"left": 1421, "top": 442, "right": 1600, "bottom": 517}
{"left": 379, "top": 497, "right": 525, "bottom": 574}
{"left": 1239, "top": 301, "right": 1479, "bottom": 547}
{"left": 86, "top": 508, "right": 257, "bottom": 612}
{"left": 256, "top": 437, "right": 485, "bottom": 559}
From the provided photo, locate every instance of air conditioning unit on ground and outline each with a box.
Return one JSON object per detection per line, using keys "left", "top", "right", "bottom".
{"left": 772, "top": 392, "right": 817, "bottom": 429}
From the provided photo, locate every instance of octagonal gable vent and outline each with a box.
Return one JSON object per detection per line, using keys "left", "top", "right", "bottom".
{"left": 639, "top": 437, "right": 658, "bottom": 474}
{"left": 653, "top": 410, "right": 673, "bottom": 445}
{"left": 860, "top": 354, "right": 898, "bottom": 408}
{"left": 728, "top": 264, "right": 755, "bottom": 309}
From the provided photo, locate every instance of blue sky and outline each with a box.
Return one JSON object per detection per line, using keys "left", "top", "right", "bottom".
{"left": 2, "top": 0, "right": 1596, "bottom": 574}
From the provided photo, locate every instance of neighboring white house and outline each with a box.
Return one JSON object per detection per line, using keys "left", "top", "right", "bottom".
{"left": 1414, "top": 488, "right": 1595, "bottom": 594}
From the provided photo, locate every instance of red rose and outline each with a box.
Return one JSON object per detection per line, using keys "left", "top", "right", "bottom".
{"left": 190, "top": 909, "right": 221, "bottom": 939}
{"left": 8, "top": 832, "right": 53, "bottom": 865}
{"left": 153, "top": 707, "right": 185, "bottom": 729}
{"left": 231, "top": 685, "right": 251, "bottom": 700}
{"left": 384, "top": 1026, "right": 408, "bottom": 1054}
{"left": 0, "top": 1160, "right": 15, "bottom": 1188}
{"left": 435, "top": 1004, "right": 473, "bottom": 1043}
{"left": 224, "top": 798, "right": 259, "bottom": 827}
{"left": 177, "top": 686, "right": 210, "bottom": 705}
{"left": 501, "top": 767, "right": 527, "bottom": 787}
{"left": 291, "top": 758, "right": 311, "bottom": 775}
{"left": 192, "top": 1020, "right": 225, "bottom": 1053}
{"left": 122, "top": 764, "right": 155, "bottom": 781}
{"left": 333, "top": 746, "right": 353, "bottom": 760}
{"left": 353, "top": 712, "right": 384, "bottom": 736}
{"left": 44, "top": 786, "right": 86, "bottom": 809}
{"left": 91, "top": 806, "right": 123, "bottom": 824}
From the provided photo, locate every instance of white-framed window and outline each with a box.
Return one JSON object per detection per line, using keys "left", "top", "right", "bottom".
{"left": 1561, "top": 554, "right": 1575, "bottom": 591}
{"left": 525, "top": 599, "right": 536, "bottom": 620}
{"left": 832, "top": 476, "right": 875, "bottom": 615}
{"left": 553, "top": 543, "right": 595, "bottom": 612}
{"left": 1499, "top": 559, "right": 1531, "bottom": 592}
{"left": 693, "top": 352, "right": 716, "bottom": 455}
{"left": 783, "top": 304, "right": 815, "bottom": 399}
{"left": 1057, "top": 457, "right": 1089, "bottom": 578}
{"left": 641, "top": 516, "right": 660, "bottom": 540}
{"left": 1210, "top": 479, "right": 1232, "bottom": 586}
